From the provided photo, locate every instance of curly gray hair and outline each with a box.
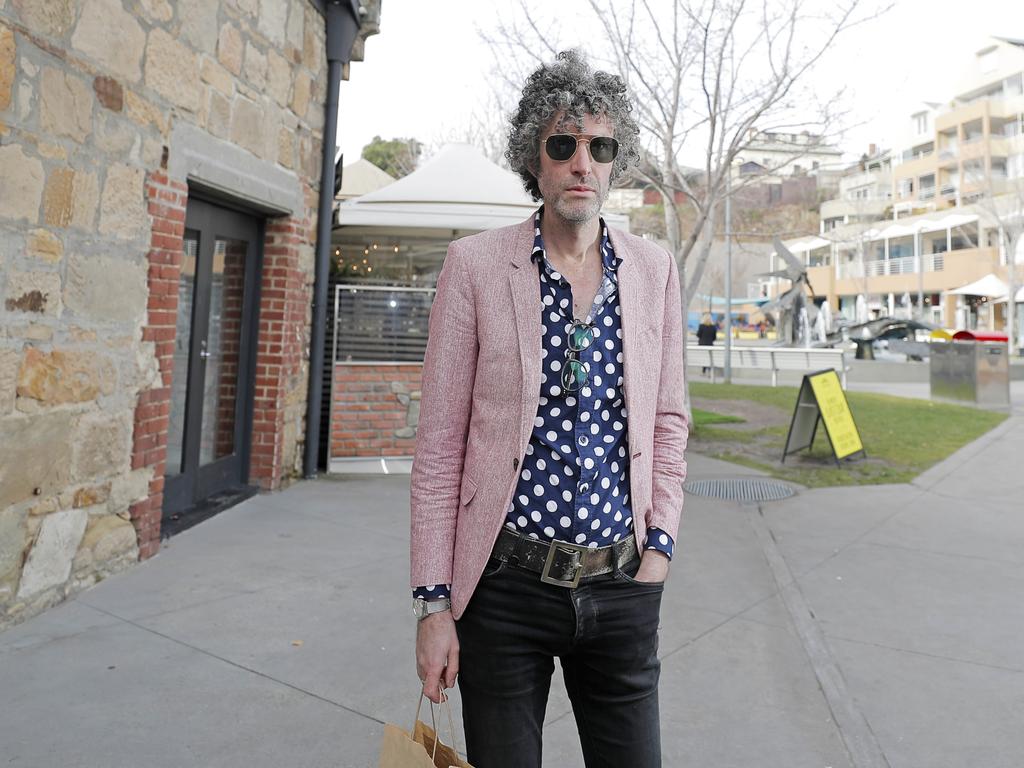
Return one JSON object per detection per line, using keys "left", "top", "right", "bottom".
{"left": 506, "top": 49, "right": 641, "bottom": 201}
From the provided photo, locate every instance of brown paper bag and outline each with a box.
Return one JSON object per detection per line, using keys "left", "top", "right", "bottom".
{"left": 378, "top": 689, "right": 472, "bottom": 768}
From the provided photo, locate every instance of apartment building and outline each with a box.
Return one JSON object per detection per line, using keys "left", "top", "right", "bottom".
{"left": 819, "top": 147, "right": 892, "bottom": 232}
{"left": 770, "top": 37, "right": 1024, "bottom": 339}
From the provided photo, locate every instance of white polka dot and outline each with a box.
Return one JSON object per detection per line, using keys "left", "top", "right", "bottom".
{"left": 613, "top": 533, "right": 621, "bottom": 541}
{"left": 659, "top": 533, "right": 669, "bottom": 546}
{"left": 551, "top": 359, "right": 562, "bottom": 371}
{"left": 426, "top": 585, "right": 436, "bottom": 591}
{"left": 550, "top": 408, "right": 560, "bottom": 417}
{"left": 588, "top": 541, "right": 599, "bottom": 549}
{"left": 563, "top": 465, "right": 573, "bottom": 475}
{"left": 605, "top": 363, "right": 615, "bottom": 374}
{"left": 566, "top": 397, "right": 576, "bottom": 406}
{"left": 549, "top": 311, "right": 560, "bottom": 323}
{"left": 611, "top": 461, "right": 619, "bottom": 472}
{"left": 614, "top": 511, "right": 623, "bottom": 521}
{"left": 581, "top": 412, "right": 590, "bottom": 422}
{"left": 583, "top": 457, "right": 595, "bottom": 469}
{"left": 591, "top": 519, "right": 601, "bottom": 530}
{"left": 534, "top": 417, "right": 544, "bottom": 428}
{"left": 577, "top": 509, "right": 588, "bottom": 519}
{"left": 601, "top": 477, "right": 611, "bottom": 489}
{"left": 550, "top": 385, "right": 561, "bottom": 396}
{"left": 604, "top": 435, "right": 615, "bottom": 444}
{"left": 531, "top": 510, "right": 542, "bottom": 523}
{"left": 602, "top": 527, "right": 612, "bottom": 537}
{"left": 560, "top": 515, "right": 571, "bottom": 527}
{"left": 601, "top": 410, "right": 610, "bottom": 421}
{"left": 562, "top": 491, "right": 572, "bottom": 504}
{"left": 613, "top": 421, "right": 623, "bottom": 431}
{"left": 537, "top": 458, "right": 546, "bottom": 470}
{"left": 605, "top": 339, "right": 614, "bottom": 350}
{"left": 575, "top": 533, "right": 587, "bottom": 544}
{"left": 522, "top": 469, "right": 531, "bottom": 481}
{"left": 546, "top": 431, "right": 557, "bottom": 441}
{"left": 551, "top": 336, "right": 561, "bottom": 347}
{"left": 593, "top": 374, "right": 602, "bottom": 387}
{"left": 616, "top": 329, "right": 622, "bottom": 338}
{"left": 543, "top": 294, "right": 554, "bottom": 306}
{"left": 590, "top": 493, "right": 599, "bottom": 504}
{"left": 606, "top": 388, "right": 615, "bottom": 399}
{"left": 517, "top": 516, "right": 528, "bottom": 527}
{"left": 616, "top": 352, "right": 623, "bottom": 363}
{"left": 518, "top": 494, "right": 529, "bottom": 505}
{"left": 546, "top": 500, "right": 558, "bottom": 513}
{"left": 544, "top": 526, "right": 556, "bottom": 537}
{"left": 594, "top": 447, "right": 604, "bottom": 456}
{"left": 528, "top": 532, "right": 538, "bottom": 539}
{"left": 603, "top": 501, "right": 612, "bottom": 512}
{"left": 561, "top": 420, "right": 572, "bottom": 431}
{"left": 590, "top": 423, "right": 599, "bottom": 435}
{"left": 604, "top": 315, "right": 613, "bottom": 327}
{"left": 560, "top": 445, "right": 571, "bottom": 453}
{"left": 549, "top": 474, "right": 560, "bottom": 485}
{"left": 533, "top": 484, "right": 544, "bottom": 496}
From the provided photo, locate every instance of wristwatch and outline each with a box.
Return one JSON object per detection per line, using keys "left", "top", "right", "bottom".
{"left": 412, "top": 597, "right": 451, "bottom": 620}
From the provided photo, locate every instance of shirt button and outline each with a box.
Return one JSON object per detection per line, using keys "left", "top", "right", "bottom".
{"left": 578, "top": 435, "right": 588, "bottom": 446}
{"left": 579, "top": 483, "right": 589, "bottom": 493}
{"left": 513, "top": 458, "right": 519, "bottom": 469}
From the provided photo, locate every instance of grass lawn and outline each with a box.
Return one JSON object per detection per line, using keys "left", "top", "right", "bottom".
{"left": 688, "top": 381, "right": 1008, "bottom": 488}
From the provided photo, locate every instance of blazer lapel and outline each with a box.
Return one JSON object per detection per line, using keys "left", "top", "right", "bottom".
{"left": 508, "top": 217, "right": 542, "bottom": 445}
{"left": 608, "top": 228, "right": 640, "bottom": 444}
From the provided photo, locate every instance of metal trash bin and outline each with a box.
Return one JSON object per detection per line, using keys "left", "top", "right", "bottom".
{"left": 930, "top": 340, "right": 1010, "bottom": 408}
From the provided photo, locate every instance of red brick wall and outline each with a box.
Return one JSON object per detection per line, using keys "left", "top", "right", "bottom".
{"left": 131, "top": 170, "right": 188, "bottom": 560}
{"left": 331, "top": 364, "right": 422, "bottom": 459}
{"left": 250, "top": 215, "right": 314, "bottom": 488}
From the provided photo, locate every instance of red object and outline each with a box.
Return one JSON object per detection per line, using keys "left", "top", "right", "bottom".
{"left": 952, "top": 330, "right": 1009, "bottom": 342}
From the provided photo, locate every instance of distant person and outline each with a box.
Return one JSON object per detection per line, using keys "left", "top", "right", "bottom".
{"left": 410, "top": 49, "right": 688, "bottom": 768}
{"left": 697, "top": 312, "right": 717, "bottom": 374}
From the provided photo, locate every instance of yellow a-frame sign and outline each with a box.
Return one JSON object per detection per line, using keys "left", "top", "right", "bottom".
{"left": 782, "top": 369, "right": 865, "bottom": 466}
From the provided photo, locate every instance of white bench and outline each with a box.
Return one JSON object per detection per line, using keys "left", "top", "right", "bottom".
{"left": 686, "top": 345, "right": 849, "bottom": 388}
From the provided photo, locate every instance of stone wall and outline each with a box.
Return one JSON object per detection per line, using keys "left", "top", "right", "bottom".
{"left": 330, "top": 364, "right": 422, "bottom": 460}
{"left": 0, "top": 0, "right": 329, "bottom": 630}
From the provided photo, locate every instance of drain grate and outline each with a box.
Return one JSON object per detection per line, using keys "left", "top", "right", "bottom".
{"left": 684, "top": 478, "right": 797, "bottom": 502}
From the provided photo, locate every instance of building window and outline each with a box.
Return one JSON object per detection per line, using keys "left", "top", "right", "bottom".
{"left": 913, "top": 111, "right": 929, "bottom": 134}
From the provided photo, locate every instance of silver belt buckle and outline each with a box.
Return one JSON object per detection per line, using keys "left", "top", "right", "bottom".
{"left": 540, "top": 540, "right": 588, "bottom": 588}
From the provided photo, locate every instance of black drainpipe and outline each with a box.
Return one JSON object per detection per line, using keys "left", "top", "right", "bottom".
{"left": 305, "top": 0, "right": 362, "bottom": 478}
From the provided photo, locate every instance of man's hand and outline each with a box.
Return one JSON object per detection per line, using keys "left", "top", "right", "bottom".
{"left": 415, "top": 610, "right": 459, "bottom": 703}
{"left": 633, "top": 549, "right": 670, "bottom": 583}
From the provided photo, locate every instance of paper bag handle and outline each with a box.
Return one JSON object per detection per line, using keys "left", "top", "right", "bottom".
{"left": 412, "top": 688, "right": 462, "bottom": 762}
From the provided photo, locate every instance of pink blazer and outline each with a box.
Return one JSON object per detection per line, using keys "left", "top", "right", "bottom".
{"left": 410, "top": 214, "right": 689, "bottom": 619}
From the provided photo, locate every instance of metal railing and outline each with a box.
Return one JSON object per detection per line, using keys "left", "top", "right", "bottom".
{"left": 837, "top": 254, "right": 945, "bottom": 279}
{"left": 331, "top": 283, "right": 436, "bottom": 364}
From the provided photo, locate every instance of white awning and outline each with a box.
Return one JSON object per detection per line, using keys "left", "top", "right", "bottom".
{"left": 335, "top": 143, "right": 629, "bottom": 232}
{"left": 945, "top": 273, "right": 1009, "bottom": 298}
{"left": 917, "top": 213, "right": 978, "bottom": 233}
{"left": 994, "top": 286, "right": 1024, "bottom": 303}
{"left": 785, "top": 236, "right": 830, "bottom": 252}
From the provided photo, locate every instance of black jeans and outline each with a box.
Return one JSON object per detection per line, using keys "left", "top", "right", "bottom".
{"left": 455, "top": 553, "right": 664, "bottom": 768}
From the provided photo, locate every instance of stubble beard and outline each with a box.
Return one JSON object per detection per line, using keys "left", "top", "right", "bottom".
{"left": 550, "top": 182, "right": 608, "bottom": 225}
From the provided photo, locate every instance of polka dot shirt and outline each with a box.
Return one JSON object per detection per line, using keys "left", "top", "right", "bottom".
{"left": 413, "top": 210, "right": 674, "bottom": 602}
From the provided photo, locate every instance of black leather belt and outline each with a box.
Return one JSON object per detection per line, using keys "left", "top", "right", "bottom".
{"left": 490, "top": 527, "right": 638, "bottom": 588}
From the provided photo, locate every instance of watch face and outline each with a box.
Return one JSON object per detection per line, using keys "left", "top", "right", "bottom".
{"left": 412, "top": 599, "right": 426, "bottom": 618}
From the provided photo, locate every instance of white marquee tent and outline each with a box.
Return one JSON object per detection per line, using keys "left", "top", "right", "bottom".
{"left": 334, "top": 143, "right": 629, "bottom": 234}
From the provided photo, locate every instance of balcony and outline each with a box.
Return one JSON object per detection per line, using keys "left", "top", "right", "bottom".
{"left": 836, "top": 253, "right": 946, "bottom": 281}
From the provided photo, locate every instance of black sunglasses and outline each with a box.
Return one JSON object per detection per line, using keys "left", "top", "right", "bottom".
{"left": 561, "top": 320, "right": 595, "bottom": 393}
{"left": 544, "top": 134, "right": 619, "bottom": 164}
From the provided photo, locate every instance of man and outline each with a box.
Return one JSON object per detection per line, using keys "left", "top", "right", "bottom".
{"left": 410, "top": 49, "right": 687, "bottom": 768}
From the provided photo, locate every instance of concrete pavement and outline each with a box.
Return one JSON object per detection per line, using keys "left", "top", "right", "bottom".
{"left": 2, "top": 412, "right": 1023, "bottom": 766}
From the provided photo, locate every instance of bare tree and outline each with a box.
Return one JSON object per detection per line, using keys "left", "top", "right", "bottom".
{"left": 482, "top": 0, "right": 889, "bottom": 412}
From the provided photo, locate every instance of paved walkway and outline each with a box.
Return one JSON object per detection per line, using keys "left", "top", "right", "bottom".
{"left": 2, "top": 411, "right": 1023, "bottom": 766}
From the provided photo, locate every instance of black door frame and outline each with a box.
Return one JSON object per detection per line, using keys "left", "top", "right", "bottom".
{"left": 163, "top": 195, "right": 264, "bottom": 523}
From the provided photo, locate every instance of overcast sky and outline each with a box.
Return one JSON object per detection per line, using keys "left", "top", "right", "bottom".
{"left": 337, "top": 0, "right": 1021, "bottom": 169}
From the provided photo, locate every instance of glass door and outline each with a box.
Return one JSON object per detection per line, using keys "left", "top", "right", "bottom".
{"left": 164, "top": 198, "right": 262, "bottom": 520}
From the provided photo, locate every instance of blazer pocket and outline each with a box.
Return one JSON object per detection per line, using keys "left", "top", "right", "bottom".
{"left": 459, "top": 475, "right": 479, "bottom": 506}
